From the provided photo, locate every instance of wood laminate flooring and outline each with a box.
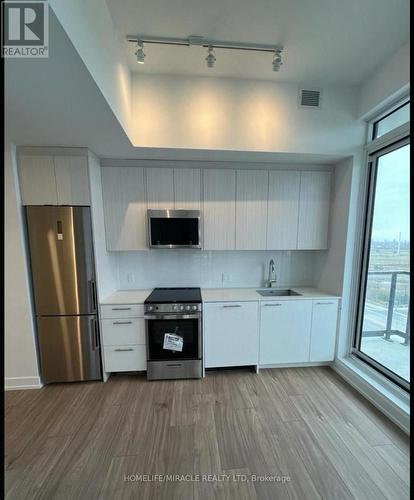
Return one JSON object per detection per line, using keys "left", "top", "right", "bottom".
{"left": 5, "top": 367, "right": 410, "bottom": 499}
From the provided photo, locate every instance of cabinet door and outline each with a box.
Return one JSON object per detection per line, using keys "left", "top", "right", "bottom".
{"left": 204, "top": 302, "right": 259, "bottom": 368}
{"left": 267, "top": 171, "right": 300, "bottom": 249}
{"left": 146, "top": 168, "right": 174, "bottom": 209}
{"left": 19, "top": 155, "right": 57, "bottom": 205}
{"left": 309, "top": 300, "right": 338, "bottom": 362}
{"left": 101, "top": 167, "right": 147, "bottom": 250}
{"left": 235, "top": 170, "right": 268, "bottom": 250}
{"left": 54, "top": 156, "right": 90, "bottom": 205}
{"left": 203, "top": 169, "right": 236, "bottom": 250}
{"left": 297, "top": 171, "right": 331, "bottom": 249}
{"left": 259, "top": 300, "right": 312, "bottom": 365}
{"left": 174, "top": 168, "right": 201, "bottom": 210}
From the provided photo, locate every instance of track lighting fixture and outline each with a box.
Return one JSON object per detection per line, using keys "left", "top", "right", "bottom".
{"left": 206, "top": 46, "right": 216, "bottom": 68}
{"left": 127, "top": 35, "right": 283, "bottom": 72}
{"left": 272, "top": 49, "right": 282, "bottom": 72}
{"left": 135, "top": 41, "right": 145, "bottom": 64}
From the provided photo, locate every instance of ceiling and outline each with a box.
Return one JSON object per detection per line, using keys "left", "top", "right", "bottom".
{"left": 5, "top": 9, "right": 343, "bottom": 164}
{"left": 106, "top": 0, "right": 409, "bottom": 85}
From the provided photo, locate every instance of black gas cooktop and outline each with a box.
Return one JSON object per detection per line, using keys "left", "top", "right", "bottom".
{"left": 144, "top": 287, "right": 202, "bottom": 304}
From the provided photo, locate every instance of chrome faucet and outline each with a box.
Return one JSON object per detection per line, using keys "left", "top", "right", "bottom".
{"left": 267, "top": 259, "right": 277, "bottom": 288}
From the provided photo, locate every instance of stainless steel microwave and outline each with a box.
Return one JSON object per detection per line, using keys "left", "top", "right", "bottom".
{"left": 147, "top": 209, "right": 201, "bottom": 249}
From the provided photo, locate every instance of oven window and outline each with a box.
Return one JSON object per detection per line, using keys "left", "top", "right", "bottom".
{"left": 147, "top": 318, "right": 200, "bottom": 360}
{"left": 150, "top": 218, "right": 199, "bottom": 246}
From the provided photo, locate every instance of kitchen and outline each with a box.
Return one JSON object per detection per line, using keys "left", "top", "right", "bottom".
{"left": 4, "top": 1, "right": 410, "bottom": 498}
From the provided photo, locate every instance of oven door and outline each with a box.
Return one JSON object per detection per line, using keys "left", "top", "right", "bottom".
{"left": 145, "top": 314, "right": 202, "bottom": 361}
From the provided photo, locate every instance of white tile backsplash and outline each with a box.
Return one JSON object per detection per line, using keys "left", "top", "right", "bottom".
{"left": 117, "top": 250, "right": 319, "bottom": 289}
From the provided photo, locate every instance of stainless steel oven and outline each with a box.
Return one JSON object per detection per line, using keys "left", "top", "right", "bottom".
{"left": 144, "top": 288, "right": 203, "bottom": 380}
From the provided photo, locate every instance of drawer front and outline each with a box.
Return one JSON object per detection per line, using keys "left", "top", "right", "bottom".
{"left": 101, "top": 318, "right": 145, "bottom": 346}
{"left": 104, "top": 344, "right": 147, "bottom": 372}
{"left": 100, "top": 304, "right": 144, "bottom": 319}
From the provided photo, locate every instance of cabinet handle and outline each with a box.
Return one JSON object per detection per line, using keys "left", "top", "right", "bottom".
{"left": 315, "top": 302, "right": 334, "bottom": 305}
{"left": 113, "top": 321, "right": 133, "bottom": 325}
{"left": 114, "top": 348, "right": 134, "bottom": 352}
{"left": 264, "top": 303, "right": 282, "bottom": 307}
{"left": 112, "top": 307, "right": 132, "bottom": 311}
{"left": 223, "top": 304, "right": 241, "bottom": 308}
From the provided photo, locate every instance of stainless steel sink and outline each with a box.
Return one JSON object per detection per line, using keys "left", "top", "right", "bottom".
{"left": 256, "top": 289, "right": 302, "bottom": 297}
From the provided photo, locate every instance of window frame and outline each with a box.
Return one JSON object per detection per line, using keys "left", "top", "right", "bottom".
{"left": 352, "top": 135, "right": 410, "bottom": 392}
{"left": 368, "top": 96, "right": 410, "bottom": 142}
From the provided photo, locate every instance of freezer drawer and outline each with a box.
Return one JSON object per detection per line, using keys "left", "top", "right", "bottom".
{"left": 37, "top": 315, "right": 102, "bottom": 383}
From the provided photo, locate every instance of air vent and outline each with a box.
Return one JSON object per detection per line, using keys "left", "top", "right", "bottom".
{"left": 299, "top": 89, "right": 321, "bottom": 108}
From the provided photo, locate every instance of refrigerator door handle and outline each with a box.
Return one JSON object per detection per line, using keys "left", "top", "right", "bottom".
{"left": 91, "top": 317, "right": 100, "bottom": 350}
{"left": 89, "top": 279, "right": 97, "bottom": 312}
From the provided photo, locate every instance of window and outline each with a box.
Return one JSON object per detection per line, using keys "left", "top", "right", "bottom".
{"left": 372, "top": 101, "right": 409, "bottom": 140}
{"left": 354, "top": 139, "right": 410, "bottom": 390}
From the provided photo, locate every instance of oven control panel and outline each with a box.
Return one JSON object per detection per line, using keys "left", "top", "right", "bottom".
{"left": 145, "top": 303, "right": 202, "bottom": 314}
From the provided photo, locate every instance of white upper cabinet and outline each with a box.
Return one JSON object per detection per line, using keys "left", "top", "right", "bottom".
{"left": 146, "top": 168, "right": 174, "bottom": 209}
{"left": 235, "top": 170, "right": 268, "bottom": 250}
{"left": 267, "top": 171, "right": 300, "bottom": 250}
{"left": 19, "top": 154, "right": 90, "bottom": 206}
{"left": 174, "top": 168, "right": 201, "bottom": 210}
{"left": 297, "top": 171, "right": 331, "bottom": 249}
{"left": 19, "top": 155, "right": 58, "bottom": 205}
{"left": 101, "top": 167, "right": 147, "bottom": 251}
{"left": 54, "top": 156, "right": 90, "bottom": 205}
{"left": 203, "top": 169, "right": 236, "bottom": 250}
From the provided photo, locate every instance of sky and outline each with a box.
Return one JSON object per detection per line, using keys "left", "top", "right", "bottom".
{"left": 371, "top": 143, "right": 410, "bottom": 242}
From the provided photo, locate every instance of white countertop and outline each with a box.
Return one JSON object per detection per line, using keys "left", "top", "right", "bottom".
{"left": 202, "top": 287, "right": 340, "bottom": 302}
{"left": 100, "top": 289, "right": 152, "bottom": 305}
{"left": 100, "top": 287, "right": 340, "bottom": 305}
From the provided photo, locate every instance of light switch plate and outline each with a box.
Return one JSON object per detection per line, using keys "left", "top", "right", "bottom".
{"left": 222, "top": 273, "right": 232, "bottom": 282}
{"left": 127, "top": 273, "right": 135, "bottom": 284}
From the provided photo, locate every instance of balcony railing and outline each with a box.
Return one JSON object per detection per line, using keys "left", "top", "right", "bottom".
{"left": 363, "top": 270, "right": 410, "bottom": 345}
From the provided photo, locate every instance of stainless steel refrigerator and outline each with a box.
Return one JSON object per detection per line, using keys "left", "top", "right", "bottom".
{"left": 26, "top": 206, "right": 102, "bottom": 384}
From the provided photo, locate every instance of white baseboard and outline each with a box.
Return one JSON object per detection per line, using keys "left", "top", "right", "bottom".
{"left": 332, "top": 358, "right": 410, "bottom": 435}
{"left": 259, "top": 361, "right": 331, "bottom": 369}
{"left": 5, "top": 376, "right": 43, "bottom": 390}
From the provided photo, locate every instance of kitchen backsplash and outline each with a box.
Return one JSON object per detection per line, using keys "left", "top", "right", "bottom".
{"left": 116, "top": 250, "right": 320, "bottom": 289}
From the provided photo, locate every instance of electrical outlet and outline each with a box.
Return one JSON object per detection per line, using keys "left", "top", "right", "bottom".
{"left": 127, "top": 273, "right": 135, "bottom": 284}
{"left": 222, "top": 273, "right": 232, "bottom": 282}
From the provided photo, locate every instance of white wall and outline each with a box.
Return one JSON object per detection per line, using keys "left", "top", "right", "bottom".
{"left": 88, "top": 152, "right": 119, "bottom": 299}
{"left": 131, "top": 74, "right": 366, "bottom": 154}
{"left": 117, "top": 250, "right": 317, "bottom": 290}
{"left": 49, "top": 0, "right": 133, "bottom": 139}
{"left": 315, "top": 156, "right": 355, "bottom": 294}
{"left": 4, "top": 142, "right": 41, "bottom": 389}
{"left": 358, "top": 42, "right": 410, "bottom": 119}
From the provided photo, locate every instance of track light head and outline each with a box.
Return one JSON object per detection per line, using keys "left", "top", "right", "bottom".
{"left": 272, "top": 49, "right": 282, "bottom": 72}
{"left": 135, "top": 41, "right": 145, "bottom": 64}
{"left": 206, "top": 46, "right": 216, "bottom": 68}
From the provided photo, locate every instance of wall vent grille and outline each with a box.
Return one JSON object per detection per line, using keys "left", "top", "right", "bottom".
{"left": 299, "top": 89, "right": 321, "bottom": 108}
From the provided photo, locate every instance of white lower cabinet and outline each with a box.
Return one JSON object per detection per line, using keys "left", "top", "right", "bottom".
{"left": 101, "top": 318, "right": 146, "bottom": 346}
{"left": 204, "top": 302, "right": 259, "bottom": 368}
{"left": 100, "top": 303, "right": 146, "bottom": 372}
{"left": 259, "top": 300, "right": 313, "bottom": 365}
{"left": 309, "top": 300, "right": 339, "bottom": 362}
{"left": 103, "top": 345, "right": 146, "bottom": 372}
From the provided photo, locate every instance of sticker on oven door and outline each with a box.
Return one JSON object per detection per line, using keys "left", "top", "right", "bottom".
{"left": 163, "top": 333, "right": 183, "bottom": 352}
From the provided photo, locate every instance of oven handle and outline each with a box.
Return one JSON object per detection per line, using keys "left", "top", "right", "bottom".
{"left": 144, "top": 314, "right": 200, "bottom": 320}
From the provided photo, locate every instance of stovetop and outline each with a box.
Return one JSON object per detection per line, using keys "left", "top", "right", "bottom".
{"left": 144, "top": 287, "right": 202, "bottom": 304}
